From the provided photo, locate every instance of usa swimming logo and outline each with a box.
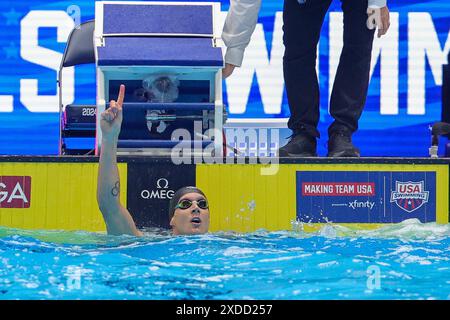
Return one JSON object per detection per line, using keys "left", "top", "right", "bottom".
{"left": 390, "top": 181, "right": 429, "bottom": 213}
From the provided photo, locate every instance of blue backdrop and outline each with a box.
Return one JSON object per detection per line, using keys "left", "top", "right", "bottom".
{"left": 0, "top": 0, "right": 449, "bottom": 156}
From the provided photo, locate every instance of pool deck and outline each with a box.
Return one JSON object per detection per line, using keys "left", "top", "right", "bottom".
{"left": 0, "top": 155, "right": 449, "bottom": 164}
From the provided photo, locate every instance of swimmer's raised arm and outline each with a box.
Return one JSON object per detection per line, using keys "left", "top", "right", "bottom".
{"left": 97, "top": 84, "right": 142, "bottom": 236}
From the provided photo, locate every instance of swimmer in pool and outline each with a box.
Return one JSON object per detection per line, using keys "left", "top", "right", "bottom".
{"left": 97, "top": 84, "right": 210, "bottom": 236}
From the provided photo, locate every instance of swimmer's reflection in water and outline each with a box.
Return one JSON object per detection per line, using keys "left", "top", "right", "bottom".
{"left": 97, "top": 85, "right": 210, "bottom": 236}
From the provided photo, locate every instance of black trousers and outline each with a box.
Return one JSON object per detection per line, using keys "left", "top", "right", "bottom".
{"left": 283, "top": 0, "right": 375, "bottom": 138}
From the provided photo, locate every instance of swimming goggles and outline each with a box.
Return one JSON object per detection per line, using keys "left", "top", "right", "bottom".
{"left": 175, "top": 199, "right": 209, "bottom": 210}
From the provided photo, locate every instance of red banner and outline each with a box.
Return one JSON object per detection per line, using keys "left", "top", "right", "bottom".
{"left": 302, "top": 182, "right": 375, "bottom": 196}
{"left": 0, "top": 176, "right": 31, "bottom": 208}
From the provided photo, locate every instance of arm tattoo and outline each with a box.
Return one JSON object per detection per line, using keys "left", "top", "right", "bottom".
{"left": 111, "top": 181, "right": 120, "bottom": 197}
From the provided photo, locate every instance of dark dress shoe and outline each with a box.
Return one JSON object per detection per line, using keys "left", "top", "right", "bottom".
{"left": 327, "top": 131, "right": 360, "bottom": 157}
{"left": 278, "top": 133, "right": 317, "bottom": 157}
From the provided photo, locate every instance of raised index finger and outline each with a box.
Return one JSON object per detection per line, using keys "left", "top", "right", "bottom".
{"left": 117, "top": 84, "right": 125, "bottom": 107}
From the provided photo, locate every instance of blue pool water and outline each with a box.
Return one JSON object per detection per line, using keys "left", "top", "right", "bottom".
{"left": 0, "top": 219, "right": 449, "bottom": 300}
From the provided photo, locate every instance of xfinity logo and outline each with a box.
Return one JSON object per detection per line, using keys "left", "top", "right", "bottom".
{"left": 332, "top": 200, "right": 375, "bottom": 210}
{"left": 0, "top": 176, "right": 31, "bottom": 208}
{"left": 140, "top": 178, "right": 175, "bottom": 200}
{"left": 348, "top": 200, "right": 375, "bottom": 210}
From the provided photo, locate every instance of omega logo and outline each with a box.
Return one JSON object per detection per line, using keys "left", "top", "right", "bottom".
{"left": 141, "top": 178, "right": 174, "bottom": 200}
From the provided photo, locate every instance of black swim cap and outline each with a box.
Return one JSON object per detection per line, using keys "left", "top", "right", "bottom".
{"left": 168, "top": 186, "right": 206, "bottom": 220}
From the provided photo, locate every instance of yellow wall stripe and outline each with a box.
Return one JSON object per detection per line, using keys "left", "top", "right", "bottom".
{"left": 197, "top": 163, "right": 449, "bottom": 233}
{"left": 0, "top": 162, "right": 127, "bottom": 232}
{"left": 0, "top": 161, "right": 448, "bottom": 232}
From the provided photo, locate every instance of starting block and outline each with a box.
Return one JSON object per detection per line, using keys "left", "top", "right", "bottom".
{"left": 94, "top": 1, "right": 225, "bottom": 156}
